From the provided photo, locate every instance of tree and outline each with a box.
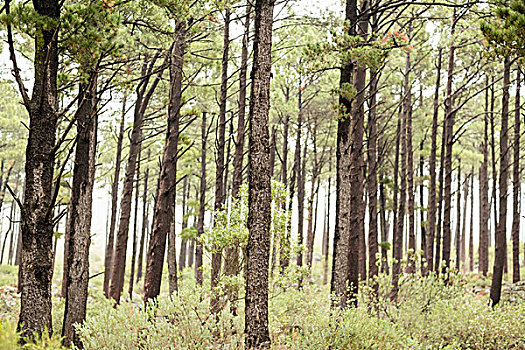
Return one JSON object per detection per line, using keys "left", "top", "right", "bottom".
{"left": 244, "top": 0, "right": 275, "bottom": 346}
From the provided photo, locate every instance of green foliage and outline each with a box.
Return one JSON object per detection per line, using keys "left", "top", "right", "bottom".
{"left": 0, "top": 321, "right": 65, "bottom": 349}
{"left": 481, "top": 0, "right": 525, "bottom": 56}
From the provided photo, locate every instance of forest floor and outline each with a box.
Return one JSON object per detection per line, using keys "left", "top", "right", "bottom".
{"left": 0, "top": 259, "right": 524, "bottom": 349}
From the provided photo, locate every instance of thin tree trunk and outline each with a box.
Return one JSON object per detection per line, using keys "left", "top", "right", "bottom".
{"left": 110, "top": 53, "right": 166, "bottom": 303}
{"left": 441, "top": 14, "right": 457, "bottom": 277}
{"left": 210, "top": 8, "right": 231, "bottom": 315}
{"left": 128, "top": 147, "right": 141, "bottom": 299}
{"left": 512, "top": 67, "right": 520, "bottom": 283}
{"left": 62, "top": 73, "right": 98, "bottom": 348}
{"left": 103, "top": 95, "right": 126, "bottom": 297}
{"left": 244, "top": 0, "right": 274, "bottom": 345}
{"left": 455, "top": 163, "right": 462, "bottom": 271}
{"left": 296, "top": 89, "right": 306, "bottom": 272}
{"left": 405, "top": 50, "right": 416, "bottom": 274}
{"left": 322, "top": 175, "right": 331, "bottom": 285}
{"left": 144, "top": 29, "right": 185, "bottom": 302}
{"left": 490, "top": 57, "right": 511, "bottom": 306}
{"left": 479, "top": 76, "right": 490, "bottom": 276}
{"left": 469, "top": 167, "right": 474, "bottom": 272}
{"left": 136, "top": 153, "right": 150, "bottom": 283}
{"left": 419, "top": 140, "right": 426, "bottom": 275}
{"left": 195, "top": 112, "right": 207, "bottom": 286}
{"left": 490, "top": 76, "right": 497, "bottom": 248}
{"left": 379, "top": 173, "right": 389, "bottom": 274}
{"left": 427, "top": 48, "right": 442, "bottom": 273}
{"left": 17, "top": 0, "right": 59, "bottom": 337}
{"left": 367, "top": 67, "right": 379, "bottom": 283}
{"left": 1, "top": 200, "right": 16, "bottom": 264}
{"left": 460, "top": 172, "right": 469, "bottom": 271}
{"left": 178, "top": 177, "right": 188, "bottom": 272}
{"left": 223, "top": 2, "right": 250, "bottom": 310}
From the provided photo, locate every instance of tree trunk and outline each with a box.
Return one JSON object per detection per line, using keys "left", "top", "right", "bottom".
{"left": 144, "top": 29, "right": 185, "bottom": 302}
{"left": 244, "top": 0, "right": 274, "bottom": 346}
{"left": 441, "top": 15, "right": 456, "bottom": 276}
{"left": 367, "top": 67, "right": 379, "bottom": 283}
{"left": 62, "top": 74, "right": 98, "bottom": 348}
{"left": 296, "top": 89, "right": 306, "bottom": 273}
{"left": 195, "top": 112, "right": 207, "bottom": 286}
{"left": 392, "top": 96, "right": 407, "bottom": 300}
{"left": 353, "top": 2, "right": 368, "bottom": 282}
{"left": 469, "top": 167, "right": 474, "bottom": 272}
{"left": 490, "top": 76, "right": 497, "bottom": 248}
{"left": 110, "top": 52, "right": 166, "bottom": 303}
{"left": 17, "top": 0, "right": 59, "bottom": 338}
{"left": 405, "top": 51, "right": 416, "bottom": 274}
{"left": 178, "top": 177, "right": 189, "bottom": 272}
{"left": 103, "top": 95, "right": 126, "bottom": 297}
{"left": 479, "top": 77, "right": 490, "bottom": 276}
{"left": 455, "top": 163, "right": 462, "bottom": 271}
{"left": 490, "top": 57, "right": 511, "bottom": 306}
{"left": 512, "top": 67, "right": 520, "bottom": 283}
{"left": 210, "top": 8, "right": 231, "bottom": 315}
{"left": 460, "top": 172, "right": 469, "bottom": 271}
{"left": 136, "top": 153, "right": 150, "bottom": 283}
{"left": 1, "top": 200, "right": 16, "bottom": 264}
{"left": 427, "top": 49, "right": 442, "bottom": 273}
{"left": 322, "top": 175, "right": 331, "bottom": 284}
{"left": 128, "top": 147, "right": 141, "bottom": 299}
{"left": 223, "top": 2, "right": 251, "bottom": 309}
{"left": 379, "top": 173, "right": 389, "bottom": 274}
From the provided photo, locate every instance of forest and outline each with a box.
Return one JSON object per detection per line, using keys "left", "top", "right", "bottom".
{"left": 0, "top": 0, "right": 524, "bottom": 348}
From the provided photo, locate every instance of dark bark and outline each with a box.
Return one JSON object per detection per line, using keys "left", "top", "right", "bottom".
{"left": 136, "top": 153, "right": 149, "bottom": 283}
{"left": 195, "top": 112, "right": 207, "bottom": 286}
{"left": 479, "top": 76, "right": 490, "bottom": 276}
{"left": 427, "top": 49, "right": 442, "bottom": 273}
{"left": 1, "top": 200, "right": 16, "bottom": 264}
{"left": 460, "top": 172, "right": 468, "bottom": 271}
{"left": 419, "top": 141, "right": 426, "bottom": 275}
{"left": 210, "top": 8, "right": 231, "bottom": 315}
{"left": 469, "top": 167, "right": 474, "bottom": 272}
{"left": 490, "top": 77, "right": 497, "bottom": 248}
{"left": 392, "top": 96, "right": 407, "bottom": 300}
{"left": 441, "top": 15, "right": 456, "bottom": 277}
{"left": 144, "top": 28, "right": 185, "bottom": 302}
{"left": 332, "top": 0, "right": 358, "bottom": 308}
{"left": 167, "top": 221, "right": 177, "bottom": 295}
{"left": 455, "top": 163, "right": 462, "bottom": 271}
{"left": 110, "top": 53, "right": 166, "bottom": 303}
{"left": 296, "top": 89, "right": 306, "bottom": 271}
{"left": 62, "top": 73, "right": 98, "bottom": 348}
{"left": 367, "top": 68, "right": 379, "bottom": 283}
{"left": 490, "top": 57, "right": 511, "bottom": 306}
{"left": 128, "top": 147, "right": 141, "bottom": 299}
{"left": 17, "top": 0, "right": 59, "bottom": 338}
{"left": 103, "top": 95, "right": 126, "bottom": 297}
{"left": 244, "top": 0, "right": 274, "bottom": 345}
{"left": 405, "top": 51, "right": 416, "bottom": 274}
{"left": 322, "top": 175, "right": 331, "bottom": 285}
{"left": 178, "top": 177, "right": 189, "bottom": 272}
{"left": 512, "top": 68, "right": 520, "bottom": 283}
{"left": 352, "top": 2, "right": 368, "bottom": 282}
{"left": 379, "top": 173, "right": 389, "bottom": 274}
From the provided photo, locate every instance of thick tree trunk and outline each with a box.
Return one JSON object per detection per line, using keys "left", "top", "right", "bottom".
{"left": 62, "top": 74, "right": 98, "bottom": 348}
{"left": 136, "top": 155, "right": 149, "bottom": 283}
{"left": 128, "top": 147, "right": 141, "bottom": 299}
{"left": 244, "top": 0, "right": 274, "bottom": 346}
{"left": 512, "top": 68, "right": 520, "bottom": 283}
{"left": 427, "top": 49, "right": 442, "bottom": 273}
{"left": 367, "top": 68, "right": 379, "bottom": 283}
{"left": 479, "top": 78, "right": 490, "bottom": 276}
{"left": 144, "top": 29, "right": 185, "bottom": 302}
{"left": 195, "top": 112, "right": 207, "bottom": 286}
{"left": 103, "top": 95, "right": 126, "bottom": 297}
{"left": 110, "top": 53, "right": 166, "bottom": 303}
{"left": 210, "top": 8, "right": 231, "bottom": 315}
{"left": 490, "top": 57, "right": 511, "bottom": 306}
{"left": 17, "top": 0, "right": 59, "bottom": 338}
